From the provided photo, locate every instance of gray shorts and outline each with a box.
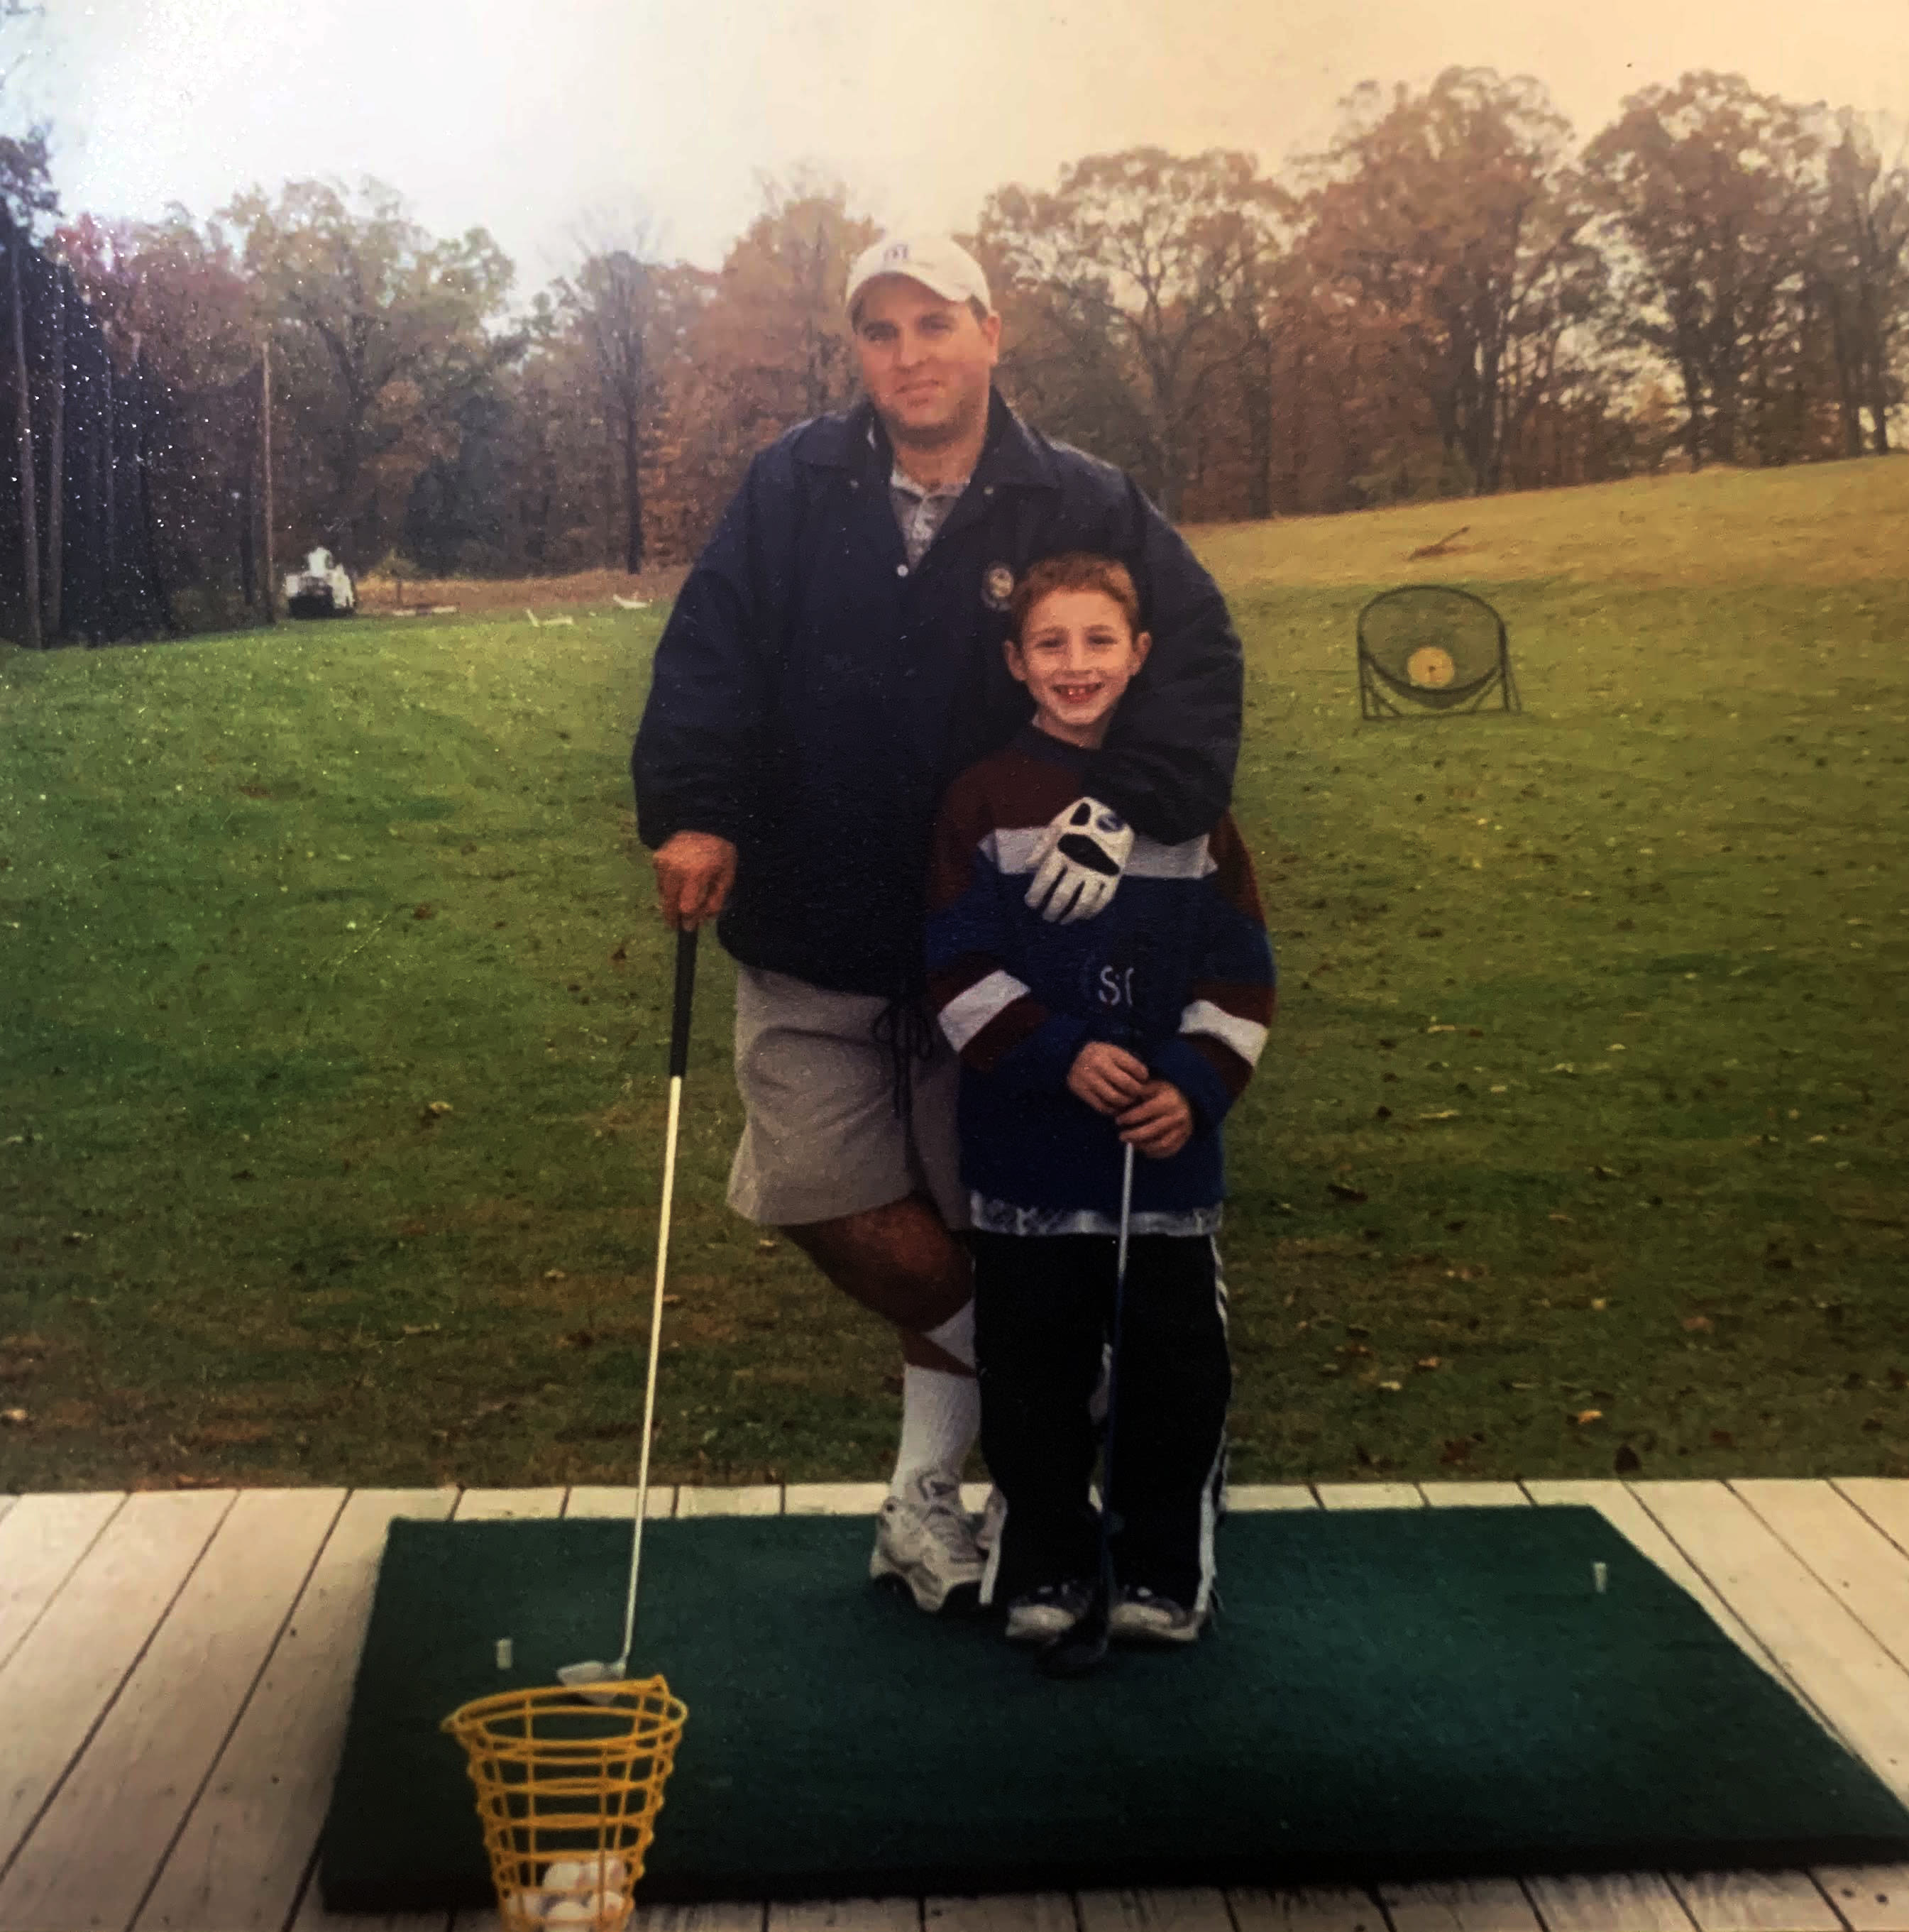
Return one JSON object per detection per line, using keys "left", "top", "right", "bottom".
{"left": 727, "top": 965, "right": 968, "bottom": 1231}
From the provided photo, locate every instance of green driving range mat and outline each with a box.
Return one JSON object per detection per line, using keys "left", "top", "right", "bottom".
{"left": 319, "top": 1508, "right": 1909, "bottom": 1906}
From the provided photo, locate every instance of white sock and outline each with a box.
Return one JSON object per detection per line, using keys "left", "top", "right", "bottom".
{"left": 891, "top": 1363, "right": 980, "bottom": 1493}
{"left": 920, "top": 1298, "right": 975, "bottom": 1370}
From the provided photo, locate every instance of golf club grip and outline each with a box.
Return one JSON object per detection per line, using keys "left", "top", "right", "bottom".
{"left": 669, "top": 926, "right": 698, "bottom": 1077}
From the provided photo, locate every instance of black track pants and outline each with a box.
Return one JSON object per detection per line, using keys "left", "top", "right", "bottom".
{"left": 971, "top": 1231, "right": 1231, "bottom": 1610}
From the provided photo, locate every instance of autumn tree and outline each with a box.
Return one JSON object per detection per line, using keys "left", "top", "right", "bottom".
{"left": 1299, "top": 69, "right": 1605, "bottom": 498}
{"left": 223, "top": 177, "right": 517, "bottom": 569}
{"left": 659, "top": 177, "right": 874, "bottom": 550}
{"left": 1812, "top": 111, "right": 1909, "bottom": 455}
{"left": 1585, "top": 73, "right": 1824, "bottom": 469}
{"left": 551, "top": 230, "right": 706, "bottom": 574}
{"left": 980, "top": 148, "right": 1286, "bottom": 519}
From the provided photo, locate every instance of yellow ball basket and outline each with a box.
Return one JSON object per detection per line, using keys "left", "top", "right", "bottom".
{"left": 441, "top": 1676, "right": 688, "bottom": 1932}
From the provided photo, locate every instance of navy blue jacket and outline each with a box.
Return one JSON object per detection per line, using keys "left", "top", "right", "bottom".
{"left": 632, "top": 390, "right": 1243, "bottom": 997}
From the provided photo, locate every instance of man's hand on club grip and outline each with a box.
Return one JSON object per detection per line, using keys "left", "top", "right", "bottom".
{"left": 653, "top": 831, "right": 737, "bottom": 931}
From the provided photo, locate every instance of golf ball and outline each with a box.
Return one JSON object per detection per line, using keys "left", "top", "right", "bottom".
{"left": 542, "top": 1856, "right": 629, "bottom": 1894}
{"left": 544, "top": 1894, "right": 627, "bottom": 1929}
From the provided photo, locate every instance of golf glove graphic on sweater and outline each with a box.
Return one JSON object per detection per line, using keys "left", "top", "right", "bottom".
{"left": 1025, "top": 797, "right": 1134, "bottom": 923}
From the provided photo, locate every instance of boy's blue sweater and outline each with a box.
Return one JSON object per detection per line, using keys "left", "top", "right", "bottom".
{"left": 925, "top": 728, "right": 1275, "bottom": 1225}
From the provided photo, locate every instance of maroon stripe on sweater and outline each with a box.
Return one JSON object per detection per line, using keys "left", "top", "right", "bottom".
{"left": 1188, "top": 978, "right": 1277, "bottom": 1024}
{"left": 964, "top": 997, "right": 1052, "bottom": 1074}
{"left": 1187, "top": 1034, "right": 1253, "bottom": 1101}
{"left": 928, "top": 951, "right": 1006, "bottom": 1017}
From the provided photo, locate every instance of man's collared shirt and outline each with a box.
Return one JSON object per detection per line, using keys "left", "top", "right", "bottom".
{"left": 889, "top": 462, "right": 971, "bottom": 568}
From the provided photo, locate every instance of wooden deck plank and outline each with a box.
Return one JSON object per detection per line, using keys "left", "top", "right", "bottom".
{"left": 1077, "top": 1888, "right": 1237, "bottom": 1932}
{"left": 1228, "top": 1883, "right": 1391, "bottom": 1930}
{"left": 634, "top": 1906, "right": 767, "bottom": 1932}
{"left": 1374, "top": 1877, "right": 1539, "bottom": 1930}
{"left": 1663, "top": 1869, "right": 1839, "bottom": 1931}
{"left": 1813, "top": 1865, "right": 1909, "bottom": 1931}
{"left": 1226, "top": 1486, "right": 1318, "bottom": 1513}
{"left": 291, "top": 1889, "right": 449, "bottom": 1932}
{"left": 567, "top": 1486, "right": 678, "bottom": 1518}
{"left": 1832, "top": 1483, "right": 1909, "bottom": 1564}
{"left": 634, "top": 1901, "right": 769, "bottom": 1932}
{"left": 1521, "top": 1870, "right": 1695, "bottom": 1930}
{"left": 786, "top": 1483, "right": 889, "bottom": 1516}
{"left": 453, "top": 1488, "right": 569, "bottom": 1520}
{"left": 1417, "top": 1485, "right": 1527, "bottom": 1509}
{"left": 924, "top": 1893, "right": 1077, "bottom": 1932}
{"left": 676, "top": 1486, "right": 784, "bottom": 1517}
{"left": 0, "top": 1488, "right": 345, "bottom": 1932}
{"left": 0, "top": 1490, "right": 123, "bottom": 1675}
{"left": 1314, "top": 1485, "right": 1424, "bottom": 1511}
{"left": 1730, "top": 1482, "right": 1909, "bottom": 1676}
{"left": 138, "top": 1488, "right": 458, "bottom": 1932}
{"left": 768, "top": 1899, "right": 920, "bottom": 1932}
{"left": 0, "top": 1488, "right": 232, "bottom": 1878}
{"left": 1630, "top": 1481, "right": 1909, "bottom": 1798}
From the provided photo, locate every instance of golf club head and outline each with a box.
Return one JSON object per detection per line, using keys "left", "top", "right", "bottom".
{"left": 556, "top": 1659, "right": 628, "bottom": 1703}
{"left": 1036, "top": 1600, "right": 1112, "bottom": 1679}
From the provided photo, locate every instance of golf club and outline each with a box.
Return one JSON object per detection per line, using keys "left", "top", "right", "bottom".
{"left": 560, "top": 923, "right": 698, "bottom": 1697}
{"left": 1038, "top": 1137, "right": 1136, "bottom": 1679}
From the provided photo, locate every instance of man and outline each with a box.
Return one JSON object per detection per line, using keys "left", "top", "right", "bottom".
{"left": 632, "top": 233, "right": 1243, "bottom": 1615}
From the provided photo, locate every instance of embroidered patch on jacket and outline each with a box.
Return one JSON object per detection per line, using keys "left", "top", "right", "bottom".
{"left": 982, "top": 563, "right": 1016, "bottom": 610}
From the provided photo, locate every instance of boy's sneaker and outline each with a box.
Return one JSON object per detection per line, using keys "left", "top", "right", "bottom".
{"left": 1004, "top": 1581, "right": 1093, "bottom": 1642}
{"left": 869, "top": 1468, "right": 984, "bottom": 1613}
{"left": 1109, "top": 1585, "right": 1208, "bottom": 1645}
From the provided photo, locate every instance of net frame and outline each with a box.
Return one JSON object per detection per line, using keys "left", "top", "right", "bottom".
{"left": 441, "top": 1676, "right": 688, "bottom": 1931}
{"left": 1355, "top": 584, "right": 1520, "bottom": 720}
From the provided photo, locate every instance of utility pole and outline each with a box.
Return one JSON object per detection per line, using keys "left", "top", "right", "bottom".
{"left": 6, "top": 226, "right": 43, "bottom": 649}
{"left": 260, "top": 339, "right": 276, "bottom": 623}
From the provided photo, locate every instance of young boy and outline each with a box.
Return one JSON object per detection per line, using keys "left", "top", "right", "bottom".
{"left": 925, "top": 553, "right": 1275, "bottom": 1645}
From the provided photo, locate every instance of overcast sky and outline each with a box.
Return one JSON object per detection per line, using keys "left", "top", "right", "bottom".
{"left": 16, "top": 0, "right": 1909, "bottom": 297}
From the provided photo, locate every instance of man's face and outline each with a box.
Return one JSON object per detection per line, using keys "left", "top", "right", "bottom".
{"left": 852, "top": 277, "right": 1001, "bottom": 450}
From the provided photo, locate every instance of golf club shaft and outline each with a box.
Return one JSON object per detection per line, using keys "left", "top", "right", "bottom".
{"left": 619, "top": 926, "right": 698, "bottom": 1668}
{"left": 1100, "top": 1139, "right": 1137, "bottom": 1556}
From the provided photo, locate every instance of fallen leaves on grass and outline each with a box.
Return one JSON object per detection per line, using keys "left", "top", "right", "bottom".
{"left": 1419, "top": 1109, "right": 1460, "bottom": 1121}
{"left": 1614, "top": 1444, "right": 1643, "bottom": 1474}
{"left": 1682, "top": 1314, "right": 1715, "bottom": 1332}
{"left": 1710, "top": 1429, "right": 1736, "bottom": 1449}
{"left": 413, "top": 904, "right": 436, "bottom": 920}
{"left": 1327, "top": 1182, "right": 1368, "bottom": 1202}
{"left": 1, "top": 1407, "right": 28, "bottom": 1427}
{"left": 420, "top": 1101, "right": 453, "bottom": 1124}
{"left": 1573, "top": 1409, "right": 1605, "bottom": 1426}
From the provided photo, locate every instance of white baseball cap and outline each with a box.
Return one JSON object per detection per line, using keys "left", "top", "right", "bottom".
{"left": 845, "top": 234, "right": 993, "bottom": 320}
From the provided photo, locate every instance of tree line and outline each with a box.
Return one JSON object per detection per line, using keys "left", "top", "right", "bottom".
{"left": 4, "top": 65, "right": 1908, "bottom": 640}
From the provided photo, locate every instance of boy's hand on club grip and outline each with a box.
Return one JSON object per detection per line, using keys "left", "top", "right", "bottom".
{"left": 1118, "top": 1081, "right": 1194, "bottom": 1158}
{"left": 654, "top": 831, "right": 737, "bottom": 931}
{"left": 1068, "top": 1041, "right": 1150, "bottom": 1116}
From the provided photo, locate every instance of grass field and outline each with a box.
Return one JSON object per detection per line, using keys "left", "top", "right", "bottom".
{"left": 4, "top": 457, "right": 1907, "bottom": 1493}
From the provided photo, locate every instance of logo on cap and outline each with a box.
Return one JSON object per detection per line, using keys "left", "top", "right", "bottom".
{"left": 983, "top": 564, "right": 1016, "bottom": 610}
{"left": 881, "top": 242, "right": 913, "bottom": 265}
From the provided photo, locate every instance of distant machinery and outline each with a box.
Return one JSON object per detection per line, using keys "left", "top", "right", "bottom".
{"left": 283, "top": 548, "right": 356, "bottom": 620}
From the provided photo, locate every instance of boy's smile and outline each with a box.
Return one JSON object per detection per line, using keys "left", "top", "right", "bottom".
{"left": 1006, "top": 588, "right": 1152, "bottom": 749}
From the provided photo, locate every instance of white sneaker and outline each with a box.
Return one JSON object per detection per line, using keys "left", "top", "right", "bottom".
{"left": 870, "top": 1468, "right": 984, "bottom": 1613}
{"left": 1003, "top": 1580, "right": 1092, "bottom": 1642}
{"left": 1108, "top": 1586, "right": 1208, "bottom": 1645}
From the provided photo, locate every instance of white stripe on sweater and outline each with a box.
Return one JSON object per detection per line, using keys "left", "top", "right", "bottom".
{"left": 939, "top": 968, "right": 1033, "bottom": 1052}
{"left": 1179, "top": 999, "right": 1268, "bottom": 1066}
{"left": 981, "top": 826, "right": 1216, "bottom": 880}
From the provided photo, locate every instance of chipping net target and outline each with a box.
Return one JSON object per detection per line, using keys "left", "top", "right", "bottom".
{"left": 1355, "top": 585, "right": 1520, "bottom": 720}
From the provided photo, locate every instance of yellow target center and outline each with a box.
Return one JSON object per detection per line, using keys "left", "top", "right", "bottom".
{"left": 1407, "top": 645, "right": 1456, "bottom": 688}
